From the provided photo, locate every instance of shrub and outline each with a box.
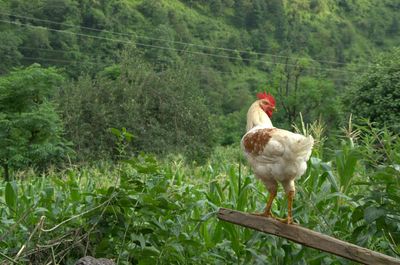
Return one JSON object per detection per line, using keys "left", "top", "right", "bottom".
{"left": 0, "top": 64, "right": 72, "bottom": 180}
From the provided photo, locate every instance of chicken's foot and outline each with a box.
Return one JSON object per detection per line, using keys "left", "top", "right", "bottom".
{"left": 251, "top": 191, "right": 279, "bottom": 219}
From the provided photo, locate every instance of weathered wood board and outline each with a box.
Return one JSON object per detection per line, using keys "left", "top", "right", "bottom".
{"left": 218, "top": 208, "right": 400, "bottom": 265}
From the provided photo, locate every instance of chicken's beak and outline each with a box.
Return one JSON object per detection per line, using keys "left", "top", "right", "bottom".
{"left": 272, "top": 106, "right": 277, "bottom": 112}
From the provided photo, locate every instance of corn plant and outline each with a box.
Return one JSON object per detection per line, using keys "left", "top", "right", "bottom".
{"left": 1, "top": 123, "right": 399, "bottom": 264}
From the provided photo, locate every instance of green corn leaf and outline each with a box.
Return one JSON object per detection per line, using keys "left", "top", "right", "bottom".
{"left": 321, "top": 162, "right": 339, "bottom": 192}
{"left": 5, "top": 182, "right": 17, "bottom": 211}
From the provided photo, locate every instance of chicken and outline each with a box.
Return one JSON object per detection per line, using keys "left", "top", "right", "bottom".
{"left": 241, "top": 92, "right": 314, "bottom": 224}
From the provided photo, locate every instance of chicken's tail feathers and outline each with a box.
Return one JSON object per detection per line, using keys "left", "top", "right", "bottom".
{"left": 291, "top": 135, "right": 314, "bottom": 159}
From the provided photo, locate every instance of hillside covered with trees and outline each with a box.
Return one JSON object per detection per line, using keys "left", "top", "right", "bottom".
{"left": 1, "top": 0, "right": 399, "bottom": 160}
{"left": 0, "top": 0, "right": 399, "bottom": 264}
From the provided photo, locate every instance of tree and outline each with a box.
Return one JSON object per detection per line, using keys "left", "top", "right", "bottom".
{"left": 58, "top": 51, "right": 215, "bottom": 163}
{"left": 0, "top": 64, "right": 72, "bottom": 181}
{"left": 0, "top": 31, "right": 23, "bottom": 74}
{"left": 245, "top": 0, "right": 267, "bottom": 29}
{"left": 233, "top": 0, "right": 252, "bottom": 28}
{"left": 269, "top": 58, "right": 341, "bottom": 131}
{"left": 387, "top": 17, "right": 399, "bottom": 36}
{"left": 346, "top": 48, "right": 400, "bottom": 132}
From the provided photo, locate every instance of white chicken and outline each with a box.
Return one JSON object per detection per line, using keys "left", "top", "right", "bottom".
{"left": 241, "top": 92, "right": 314, "bottom": 224}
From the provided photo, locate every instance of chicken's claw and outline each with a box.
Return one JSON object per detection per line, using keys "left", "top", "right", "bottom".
{"left": 280, "top": 217, "right": 294, "bottom": 224}
{"left": 251, "top": 211, "right": 297, "bottom": 224}
{"left": 251, "top": 211, "right": 283, "bottom": 221}
{"left": 251, "top": 212, "right": 273, "bottom": 218}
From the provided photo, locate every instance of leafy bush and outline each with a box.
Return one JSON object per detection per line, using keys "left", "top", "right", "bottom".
{"left": 0, "top": 64, "right": 73, "bottom": 180}
{"left": 58, "top": 51, "right": 215, "bottom": 163}
{"left": 346, "top": 47, "right": 400, "bottom": 132}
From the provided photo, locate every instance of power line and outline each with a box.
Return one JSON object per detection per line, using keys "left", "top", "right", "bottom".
{"left": 22, "top": 56, "right": 89, "bottom": 64}
{"left": 0, "top": 44, "right": 237, "bottom": 69}
{"left": 0, "top": 44, "right": 77, "bottom": 55}
{"left": 2, "top": 50, "right": 352, "bottom": 82}
{"left": 0, "top": 11, "right": 388, "bottom": 70}
{"left": 0, "top": 19, "right": 359, "bottom": 75}
{"left": 2, "top": 47, "right": 351, "bottom": 82}
{"left": 3, "top": 54, "right": 98, "bottom": 65}
{"left": 2, "top": 53, "right": 239, "bottom": 76}
{"left": 0, "top": 44, "right": 236, "bottom": 74}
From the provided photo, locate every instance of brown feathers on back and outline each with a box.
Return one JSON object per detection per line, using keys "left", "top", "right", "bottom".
{"left": 243, "top": 128, "right": 276, "bottom": 155}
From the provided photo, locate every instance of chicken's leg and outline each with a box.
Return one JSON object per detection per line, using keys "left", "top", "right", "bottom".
{"left": 252, "top": 191, "right": 277, "bottom": 218}
{"left": 264, "top": 191, "right": 277, "bottom": 217}
{"left": 281, "top": 190, "right": 295, "bottom": 224}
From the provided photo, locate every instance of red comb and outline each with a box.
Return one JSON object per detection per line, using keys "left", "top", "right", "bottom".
{"left": 257, "top": 92, "right": 276, "bottom": 106}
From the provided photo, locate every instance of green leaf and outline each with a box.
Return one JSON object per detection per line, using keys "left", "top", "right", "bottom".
{"left": 364, "top": 206, "right": 386, "bottom": 223}
{"left": 138, "top": 257, "right": 157, "bottom": 265}
{"left": 109, "top": 127, "right": 121, "bottom": 138}
{"left": 5, "top": 182, "right": 17, "bottom": 211}
{"left": 351, "top": 206, "right": 364, "bottom": 223}
{"left": 321, "top": 162, "right": 339, "bottom": 192}
{"left": 70, "top": 187, "right": 80, "bottom": 202}
{"left": 34, "top": 207, "right": 49, "bottom": 214}
{"left": 131, "top": 234, "right": 146, "bottom": 249}
{"left": 352, "top": 225, "right": 366, "bottom": 242}
{"left": 140, "top": 246, "right": 160, "bottom": 257}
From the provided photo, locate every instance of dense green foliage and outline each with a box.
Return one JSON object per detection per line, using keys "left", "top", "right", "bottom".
{"left": 0, "top": 0, "right": 399, "bottom": 160}
{"left": 346, "top": 47, "right": 400, "bottom": 132}
{"left": 58, "top": 51, "right": 214, "bottom": 162}
{"left": 0, "top": 0, "right": 399, "bottom": 264}
{"left": 0, "top": 64, "right": 72, "bottom": 180}
{"left": 1, "top": 124, "right": 399, "bottom": 264}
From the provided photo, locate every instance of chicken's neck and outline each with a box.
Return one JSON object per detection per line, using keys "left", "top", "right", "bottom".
{"left": 246, "top": 101, "right": 274, "bottom": 132}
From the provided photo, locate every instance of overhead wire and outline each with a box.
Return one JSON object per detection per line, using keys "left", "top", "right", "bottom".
{"left": 0, "top": 12, "right": 363, "bottom": 74}
{"left": 0, "top": 18, "right": 359, "bottom": 76}
{"left": 1, "top": 50, "right": 237, "bottom": 76}
{"left": 0, "top": 44, "right": 245, "bottom": 69}
{"left": 0, "top": 44, "right": 80, "bottom": 55}
{"left": 0, "top": 43, "right": 353, "bottom": 83}
{"left": 0, "top": 12, "right": 357, "bottom": 82}
{"left": 0, "top": 11, "right": 388, "bottom": 70}
{"left": 14, "top": 55, "right": 93, "bottom": 65}
{"left": 1, "top": 46, "right": 351, "bottom": 82}
{"left": 15, "top": 58, "right": 352, "bottom": 83}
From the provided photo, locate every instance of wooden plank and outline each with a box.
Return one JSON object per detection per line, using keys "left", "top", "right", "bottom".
{"left": 218, "top": 208, "right": 400, "bottom": 265}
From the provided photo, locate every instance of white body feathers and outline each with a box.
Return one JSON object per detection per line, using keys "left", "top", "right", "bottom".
{"left": 241, "top": 101, "right": 314, "bottom": 193}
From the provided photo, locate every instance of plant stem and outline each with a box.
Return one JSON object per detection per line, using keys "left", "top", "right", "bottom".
{"left": 0, "top": 251, "right": 20, "bottom": 264}
{"left": 3, "top": 163, "right": 10, "bottom": 181}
